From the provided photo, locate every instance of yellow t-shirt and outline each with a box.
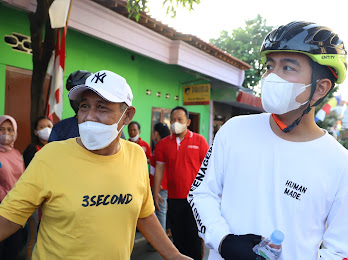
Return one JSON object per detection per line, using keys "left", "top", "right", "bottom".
{"left": 0, "top": 138, "right": 155, "bottom": 260}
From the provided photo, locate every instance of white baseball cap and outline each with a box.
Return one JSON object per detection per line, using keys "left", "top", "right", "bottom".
{"left": 68, "top": 70, "right": 133, "bottom": 106}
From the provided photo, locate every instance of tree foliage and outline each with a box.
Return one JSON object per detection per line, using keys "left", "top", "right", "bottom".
{"left": 339, "top": 137, "right": 348, "bottom": 149}
{"left": 126, "top": 0, "right": 200, "bottom": 20}
{"left": 316, "top": 110, "right": 339, "bottom": 132}
{"left": 210, "top": 14, "right": 273, "bottom": 91}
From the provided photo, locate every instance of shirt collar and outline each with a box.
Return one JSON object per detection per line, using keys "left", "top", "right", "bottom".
{"left": 129, "top": 137, "right": 142, "bottom": 143}
{"left": 170, "top": 129, "right": 192, "bottom": 140}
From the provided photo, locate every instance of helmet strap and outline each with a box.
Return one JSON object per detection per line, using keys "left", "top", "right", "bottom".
{"left": 271, "top": 103, "right": 312, "bottom": 133}
{"left": 280, "top": 102, "right": 312, "bottom": 133}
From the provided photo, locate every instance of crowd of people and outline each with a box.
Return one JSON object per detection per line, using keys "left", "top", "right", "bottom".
{"left": 0, "top": 20, "right": 348, "bottom": 260}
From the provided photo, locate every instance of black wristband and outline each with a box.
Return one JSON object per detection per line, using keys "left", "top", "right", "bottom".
{"left": 220, "top": 234, "right": 265, "bottom": 260}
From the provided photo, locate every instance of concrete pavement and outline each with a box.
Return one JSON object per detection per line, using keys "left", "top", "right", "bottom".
{"left": 132, "top": 232, "right": 210, "bottom": 260}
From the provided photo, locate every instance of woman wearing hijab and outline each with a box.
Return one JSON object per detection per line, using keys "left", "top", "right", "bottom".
{"left": 0, "top": 115, "right": 24, "bottom": 201}
{"left": 0, "top": 115, "right": 27, "bottom": 259}
{"left": 23, "top": 116, "right": 53, "bottom": 168}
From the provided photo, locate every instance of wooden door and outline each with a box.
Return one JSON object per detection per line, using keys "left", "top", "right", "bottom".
{"left": 4, "top": 66, "right": 53, "bottom": 154}
{"left": 188, "top": 112, "right": 200, "bottom": 133}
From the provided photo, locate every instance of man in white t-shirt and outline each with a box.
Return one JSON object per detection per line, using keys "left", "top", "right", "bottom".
{"left": 188, "top": 22, "right": 348, "bottom": 260}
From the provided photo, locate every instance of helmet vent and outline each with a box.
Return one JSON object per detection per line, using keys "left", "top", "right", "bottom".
{"left": 331, "top": 35, "right": 341, "bottom": 46}
{"left": 313, "top": 30, "right": 332, "bottom": 42}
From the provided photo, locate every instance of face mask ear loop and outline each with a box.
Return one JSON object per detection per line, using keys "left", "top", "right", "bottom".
{"left": 116, "top": 107, "right": 128, "bottom": 130}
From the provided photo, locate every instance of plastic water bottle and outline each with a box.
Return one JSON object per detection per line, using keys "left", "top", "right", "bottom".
{"left": 253, "top": 230, "right": 284, "bottom": 260}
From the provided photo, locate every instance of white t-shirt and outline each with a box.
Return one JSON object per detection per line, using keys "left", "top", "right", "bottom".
{"left": 188, "top": 113, "right": 348, "bottom": 260}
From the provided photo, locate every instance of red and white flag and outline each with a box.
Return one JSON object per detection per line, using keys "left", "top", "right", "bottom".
{"left": 47, "top": 26, "right": 66, "bottom": 120}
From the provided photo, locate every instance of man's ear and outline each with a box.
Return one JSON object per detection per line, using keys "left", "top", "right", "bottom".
{"left": 186, "top": 118, "right": 191, "bottom": 127}
{"left": 311, "top": 79, "right": 332, "bottom": 104}
{"left": 123, "top": 107, "right": 136, "bottom": 125}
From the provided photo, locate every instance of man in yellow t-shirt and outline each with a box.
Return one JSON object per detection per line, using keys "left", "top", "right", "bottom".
{"left": 0, "top": 70, "right": 192, "bottom": 260}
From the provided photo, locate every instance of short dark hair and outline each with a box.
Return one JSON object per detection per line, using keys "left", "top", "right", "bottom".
{"left": 154, "top": 123, "right": 170, "bottom": 139}
{"left": 128, "top": 121, "right": 140, "bottom": 130}
{"left": 33, "top": 116, "right": 53, "bottom": 145}
{"left": 34, "top": 116, "right": 52, "bottom": 130}
{"left": 170, "top": 106, "right": 189, "bottom": 119}
{"left": 309, "top": 58, "right": 336, "bottom": 106}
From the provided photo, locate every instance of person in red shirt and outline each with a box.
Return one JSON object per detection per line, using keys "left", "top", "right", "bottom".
{"left": 153, "top": 106, "right": 209, "bottom": 260}
{"left": 128, "top": 121, "right": 151, "bottom": 162}
{"left": 150, "top": 123, "right": 170, "bottom": 232}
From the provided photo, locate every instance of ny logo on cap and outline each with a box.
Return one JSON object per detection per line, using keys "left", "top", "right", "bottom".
{"left": 91, "top": 72, "right": 107, "bottom": 83}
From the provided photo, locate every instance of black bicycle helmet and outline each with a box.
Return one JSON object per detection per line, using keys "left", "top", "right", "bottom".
{"left": 66, "top": 70, "right": 92, "bottom": 91}
{"left": 260, "top": 21, "right": 347, "bottom": 84}
{"left": 260, "top": 22, "right": 347, "bottom": 133}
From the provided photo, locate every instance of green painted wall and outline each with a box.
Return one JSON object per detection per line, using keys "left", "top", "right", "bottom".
{"left": 0, "top": 5, "right": 33, "bottom": 115}
{"left": 0, "top": 3, "right": 210, "bottom": 143}
{"left": 185, "top": 104, "right": 210, "bottom": 137}
{"left": 211, "top": 86, "right": 237, "bottom": 102}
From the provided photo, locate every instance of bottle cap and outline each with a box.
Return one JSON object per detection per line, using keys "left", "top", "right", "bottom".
{"left": 270, "top": 230, "right": 284, "bottom": 245}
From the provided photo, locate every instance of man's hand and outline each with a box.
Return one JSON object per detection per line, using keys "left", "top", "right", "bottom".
{"left": 154, "top": 192, "right": 164, "bottom": 211}
{"left": 219, "top": 234, "right": 265, "bottom": 260}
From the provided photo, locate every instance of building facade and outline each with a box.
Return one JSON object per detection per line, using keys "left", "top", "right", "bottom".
{"left": 0, "top": 0, "right": 261, "bottom": 153}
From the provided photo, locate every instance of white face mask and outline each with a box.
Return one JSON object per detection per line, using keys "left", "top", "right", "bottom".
{"left": 129, "top": 133, "right": 139, "bottom": 142}
{"left": 261, "top": 73, "right": 311, "bottom": 115}
{"left": 79, "top": 109, "right": 127, "bottom": 150}
{"left": 171, "top": 122, "right": 187, "bottom": 134}
{"left": 37, "top": 127, "right": 52, "bottom": 141}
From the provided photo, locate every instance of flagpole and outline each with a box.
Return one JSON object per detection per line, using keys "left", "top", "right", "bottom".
{"left": 66, "top": 0, "right": 73, "bottom": 27}
{"left": 46, "top": 0, "right": 71, "bottom": 120}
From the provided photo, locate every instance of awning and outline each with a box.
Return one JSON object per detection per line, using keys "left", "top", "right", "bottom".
{"left": 237, "top": 91, "right": 263, "bottom": 110}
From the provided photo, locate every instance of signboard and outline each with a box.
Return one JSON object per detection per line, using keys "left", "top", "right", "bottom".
{"left": 183, "top": 84, "right": 210, "bottom": 105}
